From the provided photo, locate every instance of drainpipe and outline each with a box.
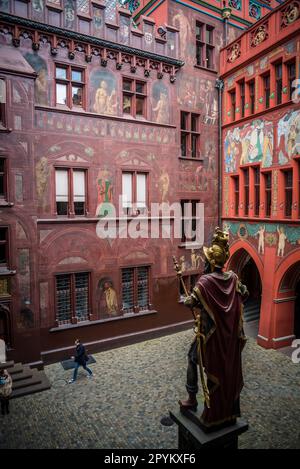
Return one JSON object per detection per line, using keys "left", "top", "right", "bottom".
{"left": 222, "top": 2, "right": 232, "bottom": 46}
{"left": 215, "top": 78, "right": 224, "bottom": 227}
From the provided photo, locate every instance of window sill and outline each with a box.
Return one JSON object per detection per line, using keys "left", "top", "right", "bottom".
{"left": 194, "top": 64, "right": 217, "bottom": 74}
{"left": 179, "top": 156, "right": 203, "bottom": 162}
{"left": 49, "top": 309, "right": 157, "bottom": 332}
{"left": 178, "top": 242, "right": 203, "bottom": 249}
{"left": 0, "top": 268, "right": 17, "bottom": 276}
{"left": 0, "top": 200, "right": 14, "bottom": 207}
{"left": 0, "top": 126, "right": 12, "bottom": 133}
{"left": 35, "top": 105, "right": 177, "bottom": 129}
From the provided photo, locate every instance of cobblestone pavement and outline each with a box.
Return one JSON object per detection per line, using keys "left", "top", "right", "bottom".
{"left": 1, "top": 330, "right": 300, "bottom": 449}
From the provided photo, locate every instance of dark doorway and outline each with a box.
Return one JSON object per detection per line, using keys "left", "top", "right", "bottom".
{"left": 295, "top": 281, "right": 300, "bottom": 339}
{"left": 240, "top": 257, "right": 262, "bottom": 323}
{"left": 0, "top": 304, "right": 10, "bottom": 346}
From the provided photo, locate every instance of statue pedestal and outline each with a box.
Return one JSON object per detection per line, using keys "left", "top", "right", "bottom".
{"left": 169, "top": 408, "right": 248, "bottom": 450}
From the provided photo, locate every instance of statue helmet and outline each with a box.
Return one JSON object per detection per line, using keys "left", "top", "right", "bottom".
{"left": 203, "top": 226, "right": 230, "bottom": 270}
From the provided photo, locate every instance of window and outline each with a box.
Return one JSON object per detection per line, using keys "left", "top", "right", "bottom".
{"left": 180, "top": 111, "right": 200, "bottom": 158}
{"left": 233, "top": 176, "right": 239, "bottom": 216}
{"left": 275, "top": 62, "right": 282, "bottom": 105}
{"left": 122, "top": 172, "right": 147, "bottom": 215}
{"left": 284, "top": 170, "right": 293, "bottom": 218}
{"left": 55, "top": 65, "right": 85, "bottom": 109}
{"left": 55, "top": 168, "right": 87, "bottom": 216}
{"left": 0, "top": 158, "right": 7, "bottom": 200}
{"left": 263, "top": 73, "right": 270, "bottom": 109}
{"left": 229, "top": 90, "right": 236, "bottom": 121}
{"left": 121, "top": 266, "right": 150, "bottom": 314}
{"left": 287, "top": 61, "right": 296, "bottom": 101}
{"left": 181, "top": 200, "right": 199, "bottom": 243}
{"left": 0, "top": 228, "right": 8, "bottom": 267}
{"left": 254, "top": 167, "right": 260, "bottom": 217}
{"left": 56, "top": 272, "right": 90, "bottom": 325}
{"left": 122, "top": 78, "right": 146, "bottom": 118}
{"left": 249, "top": 80, "right": 255, "bottom": 115}
{"left": 243, "top": 168, "right": 249, "bottom": 216}
{"left": 0, "top": 79, "right": 7, "bottom": 129}
{"left": 196, "top": 22, "right": 215, "bottom": 69}
{"left": 264, "top": 172, "right": 272, "bottom": 217}
{"left": 239, "top": 80, "right": 245, "bottom": 118}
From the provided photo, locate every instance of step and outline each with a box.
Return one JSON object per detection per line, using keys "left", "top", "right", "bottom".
{"left": 11, "top": 373, "right": 51, "bottom": 399}
{"left": 0, "top": 361, "right": 15, "bottom": 370}
{"left": 12, "top": 373, "right": 42, "bottom": 391}
{"left": 11, "top": 366, "right": 34, "bottom": 383}
{"left": 4, "top": 363, "right": 24, "bottom": 375}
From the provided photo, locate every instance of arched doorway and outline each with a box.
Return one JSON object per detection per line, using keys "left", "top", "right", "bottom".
{"left": 0, "top": 304, "right": 10, "bottom": 346}
{"left": 228, "top": 248, "right": 262, "bottom": 322}
{"left": 295, "top": 281, "right": 300, "bottom": 338}
{"left": 278, "top": 261, "right": 300, "bottom": 340}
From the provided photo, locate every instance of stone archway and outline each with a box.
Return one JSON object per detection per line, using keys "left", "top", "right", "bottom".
{"left": 227, "top": 247, "right": 262, "bottom": 323}
{"left": 278, "top": 260, "right": 300, "bottom": 340}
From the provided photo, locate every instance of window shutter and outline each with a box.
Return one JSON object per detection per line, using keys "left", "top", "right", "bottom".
{"left": 55, "top": 170, "right": 68, "bottom": 202}
{"left": 122, "top": 173, "right": 132, "bottom": 208}
{"left": 136, "top": 173, "right": 146, "bottom": 208}
{"left": 73, "top": 171, "right": 86, "bottom": 202}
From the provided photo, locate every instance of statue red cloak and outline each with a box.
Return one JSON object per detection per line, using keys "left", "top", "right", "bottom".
{"left": 194, "top": 270, "right": 247, "bottom": 428}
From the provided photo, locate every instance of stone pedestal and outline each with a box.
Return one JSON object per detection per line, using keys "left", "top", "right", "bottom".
{"left": 170, "top": 408, "right": 248, "bottom": 450}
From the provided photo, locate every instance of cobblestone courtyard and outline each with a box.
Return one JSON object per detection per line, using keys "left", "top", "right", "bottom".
{"left": 1, "top": 329, "right": 300, "bottom": 449}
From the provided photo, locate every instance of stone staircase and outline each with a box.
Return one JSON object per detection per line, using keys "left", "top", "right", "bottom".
{"left": 0, "top": 361, "right": 51, "bottom": 399}
{"left": 244, "top": 299, "right": 261, "bottom": 323}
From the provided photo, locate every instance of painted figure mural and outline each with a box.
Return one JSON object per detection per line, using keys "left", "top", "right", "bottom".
{"left": 152, "top": 82, "right": 170, "bottom": 124}
{"left": 24, "top": 53, "right": 48, "bottom": 106}
{"left": 91, "top": 70, "right": 117, "bottom": 116}
{"left": 255, "top": 226, "right": 265, "bottom": 255}
{"left": 278, "top": 110, "right": 300, "bottom": 164}
{"left": 225, "top": 120, "right": 273, "bottom": 173}
{"left": 98, "top": 278, "right": 119, "bottom": 318}
{"left": 177, "top": 77, "right": 217, "bottom": 125}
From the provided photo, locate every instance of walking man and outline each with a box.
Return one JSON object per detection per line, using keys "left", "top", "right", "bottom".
{"left": 68, "top": 339, "right": 94, "bottom": 384}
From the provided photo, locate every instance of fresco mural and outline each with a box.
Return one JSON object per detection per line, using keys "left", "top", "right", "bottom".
{"left": 152, "top": 82, "right": 170, "bottom": 125}
{"left": 97, "top": 277, "right": 119, "bottom": 318}
{"left": 24, "top": 53, "right": 49, "bottom": 106}
{"left": 0, "top": 0, "right": 10, "bottom": 12}
{"left": 224, "top": 222, "right": 300, "bottom": 258}
{"left": 91, "top": 70, "right": 118, "bottom": 116}
{"left": 224, "top": 119, "right": 273, "bottom": 173}
{"left": 96, "top": 168, "right": 114, "bottom": 217}
{"left": 278, "top": 110, "right": 300, "bottom": 164}
{"left": 36, "top": 157, "right": 49, "bottom": 210}
{"left": 35, "top": 110, "right": 176, "bottom": 143}
{"left": 177, "top": 76, "right": 217, "bottom": 125}
{"left": 172, "top": 9, "right": 193, "bottom": 62}
{"left": 64, "top": 0, "right": 76, "bottom": 30}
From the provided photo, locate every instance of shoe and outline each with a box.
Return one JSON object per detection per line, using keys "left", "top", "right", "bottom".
{"left": 68, "top": 379, "right": 75, "bottom": 384}
{"left": 178, "top": 392, "right": 198, "bottom": 412}
{"left": 87, "top": 374, "right": 94, "bottom": 379}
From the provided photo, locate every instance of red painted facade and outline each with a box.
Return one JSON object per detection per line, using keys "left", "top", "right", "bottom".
{"left": 0, "top": 0, "right": 293, "bottom": 366}
{"left": 220, "top": 0, "right": 300, "bottom": 348}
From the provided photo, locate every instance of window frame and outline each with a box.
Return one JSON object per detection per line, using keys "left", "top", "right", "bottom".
{"left": 180, "top": 111, "right": 201, "bottom": 159}
{"left": 248, "top": 80, "right": 255, "bottom": 115}
{"left": 121, "top": 170, "right": 149, "bottom": 216}
{"left": 275, "top": 61, "right": 283, "bottom": 106}
{"left": 55, "top": 63, "right": 86, "bottom": 109}
{"left": 122, "top": 77, "right": 147, "bottom": 119}
{"left": 262, "top": 72, "right": 270, "bottom": 110}
{"left": 0, "top": 77, "right": 8, "bottom": 130}
{"left": 55, "top": 271, "right": 91, "bottom": 326}
{"left": 180, "top": 199, "right": 200, "bottom": 243}
{"left": 254, "top": 166, "right": 260, "bottom": 217}
{"left": 0, "top": 157, "right": 8, "bottom": 201}
{"left": 287, "top": 60, "right": 296, "bottom": 102}
{"left": 195, "top": 21, "right": 215, "bottom": 70}
{"left": 121, "top": 265, "right": 151, "bottom": 315}
{"left": 54, "top": 166, "right": 88, "bottom": 217}
{"left": 284, "top": 169, "right": 293, "bottom": 218}
{"left": 0, "top": 226, "right": 9, "bottom": 268}
{"left": 264, "top": 171, "right": 272, "bottom": 218}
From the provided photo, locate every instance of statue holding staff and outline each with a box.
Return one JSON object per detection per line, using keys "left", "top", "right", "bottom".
{"left": 174, "top": 227, "right": 248, "bottom": 433}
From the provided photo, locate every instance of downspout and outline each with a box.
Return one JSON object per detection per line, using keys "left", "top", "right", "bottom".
{"left": 215, "top": 78, "right": 224, "bottom": 227}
